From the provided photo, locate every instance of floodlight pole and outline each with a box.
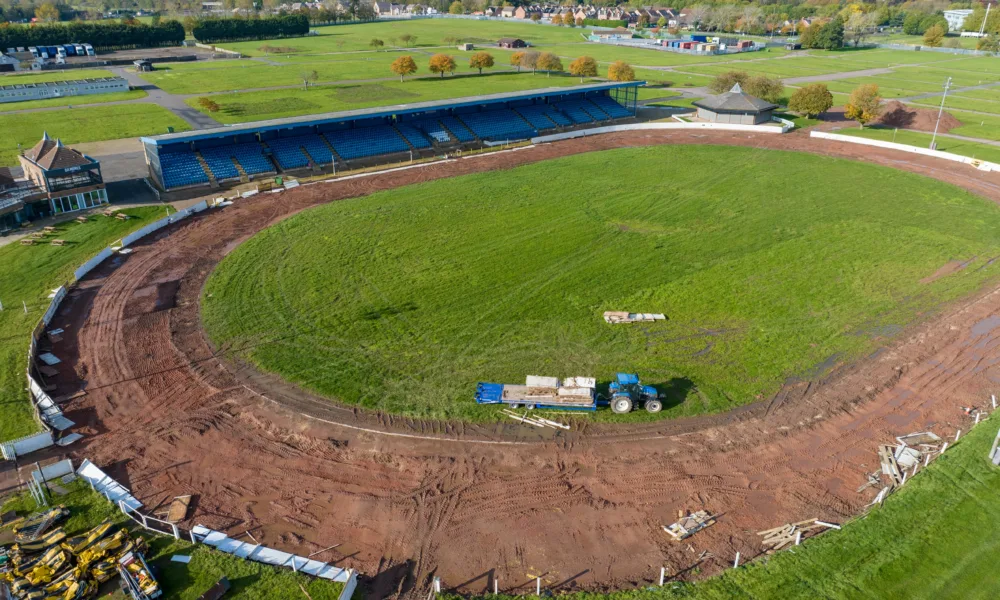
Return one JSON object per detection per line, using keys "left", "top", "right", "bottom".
{"left": 980, "top": 4, "right": 992, "bottom": 37}
{"left": 930, "top": 76, "right": 952, "bottom": 151}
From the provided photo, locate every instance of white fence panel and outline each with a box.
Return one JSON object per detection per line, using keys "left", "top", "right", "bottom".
{"left": 810, "top": 131, "right": 1000, "bottom": 172}
{"left": 1, "top": 431, "right": 55, "bottom": 459}
{"left": 77, "top": 459, "right": 143, "bottom": 511}
{"left": 27, "top": 375, "right": 72, "bottom": 431}
{"left": 191, "top": 525, "right": 352, "bottom": 581}
{"left": 32, "top": 458, "right": 74, "bottom": 484}
{"left": 532, "top": 121, "right": 785, "bottom": 145}
{"left": 41, "top": 286, "right": 66, "bottom": 326}
{"left": 338, "top": 570, "right": 358, "bottom": 600}
{"left": 73, "top": 246, "right": 114, "bottom": 281}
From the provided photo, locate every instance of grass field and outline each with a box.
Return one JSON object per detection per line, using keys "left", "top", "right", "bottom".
{"left": 0, "top": 104, "right": 190, "bottom": 167}
{"left": 0, "top": 207, "right": 168, "bottom": 442}
{"left": 0, "top": 480, "right": 347, "bottom": 599}
{"left": 202, "top": 145, "right": 1000, "bottom": 423}
{"left": 448, "top": 409, "right": 1000, "bottom": 599}
{"left": 191, "top": 72, "right": 595, "bottom": 123}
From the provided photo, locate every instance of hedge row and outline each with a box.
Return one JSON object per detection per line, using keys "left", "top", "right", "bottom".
{"left": 0, "top": 21, "right": 185, "bottom": 51}
{"left": 581, "top": 18, "right": 629, "bottom": 29}
{"left": 192, "top": 15, "right": 310, "bottom": 43}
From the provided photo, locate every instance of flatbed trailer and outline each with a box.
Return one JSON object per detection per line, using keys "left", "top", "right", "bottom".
{"left": 475, "top": 382, "right": 597, "bottom": 411}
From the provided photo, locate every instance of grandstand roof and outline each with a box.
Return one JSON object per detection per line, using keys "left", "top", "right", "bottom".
{"left": 141, "top": 81, "right": 644, "bottom": 146}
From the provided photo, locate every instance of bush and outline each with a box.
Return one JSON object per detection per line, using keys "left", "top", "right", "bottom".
{"left": 788, "top": 83, "right": 833, "bottom": 117}
{"left": 192, "top": 15, "right": 309, "bottom": 43}
{"left": 582, "top": 18, "right": 628, "bottom": 28}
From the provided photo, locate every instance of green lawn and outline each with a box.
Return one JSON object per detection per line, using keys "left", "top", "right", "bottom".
{"left": 913, "top": 94, "right": 1000, "bottom": 117}
{"left": 0, "top": 104, "right": 190, "bottom": 167}
{"left": 1, "top": 480, "right": 347, "bottom": 599}
{"left": 0, "top": 208, "right": 165, "bottom": 442}
{"left": 450, "top": 409, "right": 1000, "bottom": 599}
{"left": 202, "top": 145, "right": 1000, "bottom": 423}
{"left": 191, "top": 72, "right": 597, "bottom": 123}
{"left": 0, "top": 69, "right": 117, "bottom": 85}
{"left": 0, "top": 90, "right": 147, "bottom": 112}
{"left": 836, "top": 126, "right": 1000, "bottom": 164}
{"left": 946, "top": 110, "right": 1000, "bottom": 142}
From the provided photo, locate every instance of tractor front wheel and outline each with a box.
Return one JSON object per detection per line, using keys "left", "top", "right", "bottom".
{"left": 644, "top": 399, "right": 663, "bottom": 413}
{"left": 611, "top": 397, "right": 633, "bottom": 414}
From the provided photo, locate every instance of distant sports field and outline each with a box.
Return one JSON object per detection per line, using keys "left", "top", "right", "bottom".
{"left": 201, "top": 145, "right": 1000, "bottom": 422}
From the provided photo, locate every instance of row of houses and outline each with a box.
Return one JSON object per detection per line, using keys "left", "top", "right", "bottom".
{"left": 373, "top": 2, "right": 440, "bottom": 16}
{"left": 475, "top": 5, "right": 687, "bottom": 27}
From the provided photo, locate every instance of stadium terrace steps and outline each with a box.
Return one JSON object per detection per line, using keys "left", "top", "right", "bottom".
{"left": 194, "top": 152, "right": 219, "bottom": 187}
{"left": 409, "top": 119, "right": 453, "bottom": 144}
{"left": 438, "top": 116, "right": 476, "bottom": 143}
{"left": 395, "top": 124, "right": 432, "bottom": 150}
{"left": 324, "top": 125, "right": 410, "bottom": 161}
{"left": 457, "top": 109, "right": 536, "bottom": 142}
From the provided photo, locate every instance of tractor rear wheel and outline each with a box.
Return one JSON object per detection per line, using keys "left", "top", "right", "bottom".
{"left": 611, "top": 397, "right": 633, "bottom": 414}
{"left": 644, "top": 399, "right": 662, "bottom": 413}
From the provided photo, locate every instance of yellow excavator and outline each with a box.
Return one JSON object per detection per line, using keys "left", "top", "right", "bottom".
{"left": 12, "top": 528, "right": 67, "bottom": 557}
{"left": 11, "top": 507, "right": 70, "bottom": 544}
{"left": 60, "top": 522, "right": 111, "bottom": 555}
{"left": 76, "top": 529, "right": 128, "bottom": 570}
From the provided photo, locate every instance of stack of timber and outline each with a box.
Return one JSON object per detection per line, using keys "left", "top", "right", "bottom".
{"left": 603, "top": 311, "right": 666, "bottom": 324}
{"left": 663, "top": 510, "right": 715, "bottom": 541}
{"left": 757, "top": 519, "right": 840, "bottom": 552}
{"left": 869, "top": 431, "right": 944, "bottom": 507}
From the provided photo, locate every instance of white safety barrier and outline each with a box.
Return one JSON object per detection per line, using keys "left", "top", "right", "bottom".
{"left": 1, "top": 431, "right": 55, "bottom": 460}
{"left": 77, "top": 459, "right": 143, "bottom": 511}
{"left": 41, "top": 286, "right": 66, "bottom": 326}
{"left": 28, "top": 375, "right": 73, "bottom": 431}
{"left": 532, "top": 121, "right": 788, "bottom": 145}
{"left": 32, "top": 458, "right": 74, "bottom": 485}
{"left": 338, "top": 570, "right": 358, "bottom": 600}
{"left": 810, "top": 131, "right": 1000, "bottom": 172}
{"left": 74, "top": 247, "right": 114, "bottom": 281}
{"left": 191, "top": 525, "right": 352, "bottom": 582}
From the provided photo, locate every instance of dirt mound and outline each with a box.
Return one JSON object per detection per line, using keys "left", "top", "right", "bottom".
{"left": 875, "top": 100, "right": 961, "bottom": 133}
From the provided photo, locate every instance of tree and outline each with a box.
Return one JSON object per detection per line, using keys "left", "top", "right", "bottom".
{"left": 448, "top": 0, "right": 463, "bottom": 14}
{"left": 607, "top": 60, "right": 635, "bottom": 82}
{"left": 565, "top": 16, "right": 575, "bottom": 28}
{"left": 530, "top": 12, "right": 540, "bottom": 22}
{"left": 510, "top": 51, "right": 526, "bottom": 72}
{"left": 844, "top": 83, "right": 882, "bottom": 128}
{"left": 537, "top": 51, "right": 562, "bottom": 77}
{"left": 902, "top": 13, "right": 924, "bottom": 35}
{"left": 551, "top": 14, "right": 562, "bottom": 25}
{"left": 977, "top": 34, "right": 1000, "bottom": 52}
{"left": 708, "top": 70, "right": 749, "bottom": 94}
{"left": 799, "top": 22, "right": 822, "bottom": 48}
{"left": 657, "top": 16, "right": 667, "bottom": 28}
{"left": 788, "top": 83, "right": 833, "bottom": 117}
{"left": 369, "top": 38, "right": 384, "bottom": 51}
{"left": 300, "top": 69, "right": 319, "bottom": 89}
{"left": 520, "top": 50, "right": 539, "bottom": 73}
{"left": 34, "top": 3, "right": 59, "bottom": 22}
{"left": 568, "top": 55, "right": 597, "bottom": 82}
{"left": 816, "top": 17, "right": 844, "bottom": 49}
{"left": 744, "top": 75, "right": 784, "bottom": 104}
{"left": 390, "top": 55, "right": 418, "bottom": 82}
{"left": 638, "top": 14, "right": 649, "bottom": 28}
{"left": 576, "top": 17, "right": 584, "bottom": 27}
{"left": 197, "top": 97, "right": 220, "bottom": 112}
{"left": 923, "top": 24, "right": 945, "bottom": 47}
{"left": 399, "top": 34, "right": 417, "bottom": 47}
{"left": 428, "top": 53, "right": 457, "bottom": 77}
{"left": 845, "top": 11, "right": 876, "bottom": 47}
{"left": 182, "top": 16, "right": 198, "bottom": 34}
{"left": 469, "top": 51, "right": 494, "bottom": 74}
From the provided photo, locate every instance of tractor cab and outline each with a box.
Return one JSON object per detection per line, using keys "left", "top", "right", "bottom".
{"left": 608, "top": 372, "right": 661, "bottom": 414}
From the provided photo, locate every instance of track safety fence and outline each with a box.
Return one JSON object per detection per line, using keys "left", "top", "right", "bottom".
{"left": 810, "top": 131, "right": 999, "bottom": 172}
{"left": 2, "top": 200, "right": 212, "bottom": 460}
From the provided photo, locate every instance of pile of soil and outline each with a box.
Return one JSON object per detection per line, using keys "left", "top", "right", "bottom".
{"left": 875, "top": 100, "right": 962, "bottom": 133}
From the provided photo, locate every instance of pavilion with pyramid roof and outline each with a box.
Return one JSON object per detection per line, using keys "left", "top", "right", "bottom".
{"left": 692, "top": 83, "right": 779, "bottom": 125}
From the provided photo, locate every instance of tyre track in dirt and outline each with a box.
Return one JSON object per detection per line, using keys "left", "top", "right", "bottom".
{"left": 47, "top": 129, "right": 1000, "bottom": 597}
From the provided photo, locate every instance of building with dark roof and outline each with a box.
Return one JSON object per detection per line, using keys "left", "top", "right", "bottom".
{"left": 0, "top": 77, "right": 129, "bottom": 104}
{"left": 692, "top": 83, "right": 778, "bottom": 125}
{"left": 497, "top": 38, "right": 527, "bottom": 48}
{"left": 0, "top": 132, "right": 108, "bottom": 229}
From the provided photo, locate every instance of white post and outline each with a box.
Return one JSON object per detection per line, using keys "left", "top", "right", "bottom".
{"left": 536, "top": 577, "right": 540, "bottom": 596}
{"left": 912, "top": 463, "right": 918, "bottom": 477}
{"left": 291, "top": 557, "right": 298, "bottom": 572}
{"left": 0, "top": 298, "right": 4, "bottom": 311}
{"left": 171, "top": 523, "right": 180, "bottom": 539}
{"left": 941, "top": 442, "right": 949, "bottom": 454}
{"left": 976, "top": 412, "right": 982, "bottom": 425}
{"left": 795, "top": 531, "right": 802, "bottom": 546}
{"left": 494, "top": 577, "right": 498, "bottom": 595}
{"left": 733, "top": 552, "right": 740, "bottom": 568}
{"left": 140, "top": 514, "right": 148, "bottom": 529}
{"left": 190, "top": 529, "right": 197, "bottom": 543}
{"left": 434, "top": 577, "right": 441, "bottom": 594}
{"left": 925, "top": 453, "right": 931, "bottom": 467}
{"left": 955, "top": 430, "right": 961, "bottom": 442}
{"left": 992, "top": 394, "right": 996, "bottom": 409}
{"left": 659, "top": 567, "right": 665, "bottom": 586}
{"left": 23, "top": 301, "right": 27, "bottom": 314}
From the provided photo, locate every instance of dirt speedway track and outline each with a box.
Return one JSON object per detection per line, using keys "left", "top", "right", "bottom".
{"left": 52, "top": 129, "right": 1000, "bottom": 597}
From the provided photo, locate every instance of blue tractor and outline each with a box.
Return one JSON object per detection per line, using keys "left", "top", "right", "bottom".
{"left": 608, "top": 373, "right": 662, "bottom": 414}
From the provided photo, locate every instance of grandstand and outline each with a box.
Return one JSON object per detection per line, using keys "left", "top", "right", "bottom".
{"left": 142, "top": 82, "right": 641, "bottom": 192}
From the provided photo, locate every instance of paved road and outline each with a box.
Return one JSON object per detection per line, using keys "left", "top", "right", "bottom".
{"left": 782, "top": 67, "right": 894, "bottom": 84}
{"left": 111, "top": 67, "right": 221, "bottom": 130}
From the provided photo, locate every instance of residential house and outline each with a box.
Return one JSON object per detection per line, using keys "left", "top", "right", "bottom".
{"left": 497, "top": 37, "right": 528, "bottom": 48}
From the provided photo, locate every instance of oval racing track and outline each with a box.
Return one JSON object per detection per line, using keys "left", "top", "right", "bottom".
{"left": 51, "top": 129, "right": 1000, "bottom": 597}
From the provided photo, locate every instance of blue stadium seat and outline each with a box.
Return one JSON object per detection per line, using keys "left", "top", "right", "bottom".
{"left": 514, "top": 105, "right": 559, "bottom": 130}
{"left": 323, "top": 125, "right": 410, "bottom": 161}
{"left": 395, "top": 125, "right": 431, "bottom": 149}
{"left": 456, "top": 109, "right": 536, "bottom": 142}
{"left": 160, "top": 151, "right": 208, "bottom": 189}
{"left": 268, "top": 134, "right": 334, "bottom": 169}
{"left": 437, "top": 116, "right": 476, "bottom": 142}
{"left": 590, "top": 96, "right": 632, "bottom": 119}
{"left": 200, "top": 143, "right": 274, "bottom": 179}
{"left": 554, "top": 100, "right": 598, "bottom": 124}
{"left": 409, "top": 119, "right": 452, "bottom": 143}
